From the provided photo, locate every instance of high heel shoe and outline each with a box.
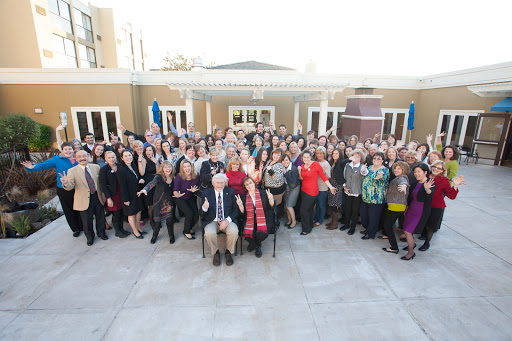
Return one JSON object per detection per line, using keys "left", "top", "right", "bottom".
{"left": 402, "top": 243, "right": 416, "bottom": 251}
{"left": 133, "top": 232, "right": 143, "bottom": 239}
{"left": 183, "top": 233, "right": 196, "bottom": 240}
{"left": 382, "top": 247, "right": 399, "bottom": 254}
{"left": 401, "top": 252, "right": 416, "bottom": 261}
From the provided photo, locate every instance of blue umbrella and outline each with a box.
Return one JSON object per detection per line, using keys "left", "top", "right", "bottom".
{"left": 152, "top": 98, "right": 161, "bottom": 126}
{"left": 407, "top": 101, "right": 415, "bottom": 130}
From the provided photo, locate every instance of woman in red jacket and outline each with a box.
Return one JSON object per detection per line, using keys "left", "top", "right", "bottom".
{"left": 298, "top": 150, "right": 337, "bottom": 235}
{"left": 419, "top": 160, "right": 464, "bottom": 251}
{"left": 225, "top": 156, "right": 247, "bottom": 196}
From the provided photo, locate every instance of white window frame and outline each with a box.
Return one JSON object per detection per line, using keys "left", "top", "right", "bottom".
{"left": 70, "top": 106, "right": 121, "bottom": 143}
{"left": 307, "top": 107, "right": 346, "bottom": 133}
{"left": 436, "top": 110, "right": 483, "bottom": 146}
{"left": 147, "top": 106, "right": 187, "bottom": 135}
{"left": 380, "top": 108, "right": 409, "bottom": 141}
{"left": 228, "top": 106, "right": 275, "bottom": 131}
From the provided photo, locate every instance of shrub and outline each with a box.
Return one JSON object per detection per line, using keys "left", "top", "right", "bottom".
{"left": 0, "top": 113, "right": 39, "bottom": 150}
{"left": 28, "top": 124, "right": 53, "bottom": 151}
{"left": 40, "top": 205, "right": 62, "bottom": 221}
{"left": 9, "top": 215, "right": 31, "bottom": 237}
{"left": 6, "top": 150, "right": 59, "bottom": 196}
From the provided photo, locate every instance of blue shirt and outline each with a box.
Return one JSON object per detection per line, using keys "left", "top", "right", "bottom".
{"left": 25, "top": 155, "right": 78, "bottom": 188}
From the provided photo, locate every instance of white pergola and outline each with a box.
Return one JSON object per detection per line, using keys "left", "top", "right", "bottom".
{"left": 166, "top": 81, "right": 346, "bottom": 135}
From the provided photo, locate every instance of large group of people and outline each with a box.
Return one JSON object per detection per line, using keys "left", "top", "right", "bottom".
{"left": 22, "top": 115, "right": 465, "bottom": 265}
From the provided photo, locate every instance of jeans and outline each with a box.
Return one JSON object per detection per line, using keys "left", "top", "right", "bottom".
{"left": 313, "top": 191, "right": 328, "bottom": 223}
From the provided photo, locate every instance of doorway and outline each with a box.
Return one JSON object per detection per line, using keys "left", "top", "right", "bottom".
{"left": 473, "top": 112, "right": 511, "bottom": 165}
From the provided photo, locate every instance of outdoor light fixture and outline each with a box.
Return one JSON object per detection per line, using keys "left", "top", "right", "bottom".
{"left": 250, "top": 90, "right": 264, "bottom": 103}
{"left": 34, "top": 107, "right": 43, "bottom": 114}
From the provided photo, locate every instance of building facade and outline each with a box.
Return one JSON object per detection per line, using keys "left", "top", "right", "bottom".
{"left": 0, "top": 0, "right": 145, "bottom": 70}
{"left": 0, "top": 61, "right": 511, "bottom": 164}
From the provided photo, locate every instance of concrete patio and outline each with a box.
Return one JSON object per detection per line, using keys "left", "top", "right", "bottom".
{"left": 1, "top": 163, "right": 512, "bottom": 340}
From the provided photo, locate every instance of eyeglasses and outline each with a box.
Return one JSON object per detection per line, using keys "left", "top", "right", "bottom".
{"left": 406, "top": 156, "right": 416, "bottom": 159}
{"left": 373, "top": 157, "right": 383, "bottom": 160}
{"left": 146, "top": 134, "right": 154, "bottom": 137}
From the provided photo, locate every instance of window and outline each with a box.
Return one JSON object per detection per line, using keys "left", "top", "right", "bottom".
{"left": 78, "top": 43, "right": 96, "bottom": 68}
{"left": 52, "top": 34, "right": 77, "bottom": 68}
{"left": 229, "top": 107, "right": 276, "bottom": 132}
{"left": 307, "top": 107, "right": 345, "bottom": 136}
{"left": 73, "top": 9, "right": 93, "bottom": 42}
{"left": 48, "top": 0, "right": 73, "bottom": 34}
{"left": 147, "top": 106, "right": 187, "bottom": 135}
{"left": 436, "top": 110, "right": 483, "bottom": 148}
{"left": 71, "top": 107, "right": 121, "bottom": 143}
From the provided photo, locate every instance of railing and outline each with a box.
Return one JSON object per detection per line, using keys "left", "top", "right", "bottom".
{"left": 0, "top": 146, "right": 30, "bottom": 196}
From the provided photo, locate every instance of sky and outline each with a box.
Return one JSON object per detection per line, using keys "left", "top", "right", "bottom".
{"left": 93, "top": 0, "right": 512, "bottom": 76}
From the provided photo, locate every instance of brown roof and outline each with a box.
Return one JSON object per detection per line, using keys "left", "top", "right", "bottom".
{"left": 208, "top": 60, "right": 296, "bottom": 71}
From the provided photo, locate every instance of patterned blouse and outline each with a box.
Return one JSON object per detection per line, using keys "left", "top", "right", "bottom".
{"left": 263, "top": 162, "right": 286, "bottom": 188}
{"left": 362, "top": 166, "right": 390, "bottom": 204}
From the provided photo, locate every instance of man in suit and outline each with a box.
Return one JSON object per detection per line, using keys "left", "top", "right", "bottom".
{"left": 82, "top": 132, "right": 96, "bottom": 154}
{"left": 60, "top": 150, "right": 107, "bottom": 246}
{"left": 201, "top": 173, "right": 239, "bottom": 266}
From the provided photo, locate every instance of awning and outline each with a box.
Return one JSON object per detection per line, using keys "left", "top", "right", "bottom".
{"left": 491, "top": 97, "right": 512, "bottom": 111}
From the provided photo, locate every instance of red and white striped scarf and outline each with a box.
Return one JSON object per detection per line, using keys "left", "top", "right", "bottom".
{"left": 243, "top": 190, "right": 267, "bottom": 237}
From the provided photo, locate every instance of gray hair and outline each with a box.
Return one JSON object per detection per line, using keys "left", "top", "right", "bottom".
{"left": 212, "top": 173, "right": 228, "bottom": 184}
{"left": 224, "top": 143, "right": 236, "bottom": 152}
{"left": 370, "top": 143, "right": 379, "bottom": 151}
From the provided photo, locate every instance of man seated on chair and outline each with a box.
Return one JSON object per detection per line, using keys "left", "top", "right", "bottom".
{"left": 201, "top": 173, "right": 239, "bottom": 266}
{"left": 61, "top": 150, "right": 107, "bottom": 246}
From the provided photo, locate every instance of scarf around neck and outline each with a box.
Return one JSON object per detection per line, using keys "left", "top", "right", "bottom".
{"left": 243, "top": 190, "right": 267, "bottom": 237}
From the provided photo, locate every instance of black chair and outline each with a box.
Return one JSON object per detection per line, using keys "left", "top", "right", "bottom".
{"left": 238, "top": 211, "right": 278, "bottom": 258}
{"left": 457, "top": 144, "right": 478, "bottom": 165}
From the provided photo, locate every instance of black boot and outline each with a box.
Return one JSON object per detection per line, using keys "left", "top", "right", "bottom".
{"left": 150, "top": 232, "right": 158, "bottom": 244}
{"left": 166, "top": 221, "right": 175, "bottom": 244}
{"left": 113, "top": 221, "right": 128, "bottom": 238}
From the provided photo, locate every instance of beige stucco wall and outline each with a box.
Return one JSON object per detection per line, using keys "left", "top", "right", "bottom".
{"left": 0, "top": 83, "right": 135, "bottom": 144}
{"left": 0, "top": 0, "right": 42, "bottom": 68}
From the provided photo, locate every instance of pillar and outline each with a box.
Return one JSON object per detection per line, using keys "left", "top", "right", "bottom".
{"left": 206, "top": 101, "right": 212, "bottom": 134}
{"left": 318, "top": 99, "right": 328, "bottom": 136}
{"left": 185, "top": 98, "right": 194, "bottom": 126}
{"left": 293, "top": 102, "right": 300, "bottom": 134}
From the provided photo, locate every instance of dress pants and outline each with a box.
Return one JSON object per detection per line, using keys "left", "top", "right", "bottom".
{"left": 174, "top": 198, "right": 199, "bottom": 234}
{"left": 204, "top": 221, "right": 238, "bottom": 255}
{"left": 57, "top": 187, "right": 82, "bottom": 232}
{"left": 360, "top": 202, "right": 384, "bottom": 238}
{"left": 245, "top": 212, "right": 269, "bottom": 248}
{"left": 300, "top": 191, "right": 316, "bottom": 233}
{"left": 79, "top": 192, "right": 106, "bottom": 242}
{"left": 111, "top": 209, "right": 123, "bottom": 231}
{"left": 382, "top": 209, "right": 404, "bottom": 250}
{"left": 344, "top": 195, "right": 362, "bottom": 228}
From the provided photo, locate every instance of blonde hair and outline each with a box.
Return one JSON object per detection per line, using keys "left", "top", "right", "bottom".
{"left": 427, "top": 150, "right": 443, "bottom": 165}
{"left": 179, "top": 159, "right": 197, "bottom": 180}
{"left": 104, "top": 151, "right": 116, "bottom": 159}
{"left": 133, "top": 140, "right": 144, "bottom": 149}
{"left": 157, "top": 160, "right": 175, "bottom": 179}
{"left": 431, "top": 160, "right": 447, "bottom": 177}
{"left": 227, "top": 155, "right": 242, "bottom": 172}
{"left": 349, "top": 148, "right": 366, "bottom": 160}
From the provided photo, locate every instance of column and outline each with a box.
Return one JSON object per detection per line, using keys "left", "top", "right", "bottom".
{"left": 293, "top": 102, "right": 300, "bottom": 134}
{"left": 206, "top": 101, "right": 212, "bottom": 134}
{"left": 185, "top": 98, "right": 194, "bottom": 126}
{"left": 318, "top": 98, "right": 328, "bottom": 136}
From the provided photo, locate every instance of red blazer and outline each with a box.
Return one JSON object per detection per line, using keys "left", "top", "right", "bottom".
{"left": 431, "top": 176, "right": 458, "bottom": 209}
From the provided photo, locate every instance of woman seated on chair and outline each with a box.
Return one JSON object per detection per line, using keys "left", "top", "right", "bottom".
{"left": 235, "top": 177, "right": 274, "bottom": 258}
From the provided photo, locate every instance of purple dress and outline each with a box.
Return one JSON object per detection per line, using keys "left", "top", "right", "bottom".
{"left": 403, "top": 183, "right": 423, "bottom": 234}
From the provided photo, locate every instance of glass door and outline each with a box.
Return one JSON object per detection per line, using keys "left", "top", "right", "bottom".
{"left": 473, "top": 113, "right": 511, "bottom": 165}
{"left": 380, "top": 109, "right": 409, "bottom": 141}
{"left": 147, "top": 106, "right": 187, "bottom": 135}
{"left": 436, "top": 110, "right": 482, "bottom": 148}
{"left": 229, "top": 106, "right": 275, "bottom": 132}
{"left": 307, "top": 107, "right": 345, "bottom": 136}
{"left": 71, "top": 107, "right": 121, "bottom": 143}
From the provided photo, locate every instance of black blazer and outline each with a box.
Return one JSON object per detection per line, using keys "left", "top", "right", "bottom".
{"left": 99, "top": 163, "right": 118, "bottom": 199}
{"left": 408, "top": 180, "right": 436, "bottom": 234}
{"left": 199, "top": 160, "right": 225, "bottom": 192}
{"left": 200, "top": 187, "right": 238, "bottom": 228}
{"left": 124, "top": 129, "right": 145, "bottom": 143}
{"left": 116, "top": 163, "right": 142, "bottom": 203}
{"left": 239, "top": 189, "right": 275, "bottom": 233}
